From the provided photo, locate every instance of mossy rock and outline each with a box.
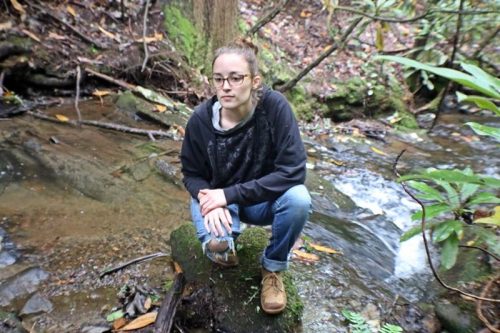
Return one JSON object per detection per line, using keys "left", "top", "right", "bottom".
{"left": 434, "top": 302, "right": 481, "bottom": 333}
{"left": 170, "top": 224, "right": 303, "bottom": 332}
{"left": 115, "top": 91, "right": 189, "bottom": 127}
{"left": 305, "top": 169, "right": 356, "bottom": 213}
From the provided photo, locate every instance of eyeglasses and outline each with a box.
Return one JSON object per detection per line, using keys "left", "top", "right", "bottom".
{"left": 211, "top": 74, "right": 250, "bottom": 87}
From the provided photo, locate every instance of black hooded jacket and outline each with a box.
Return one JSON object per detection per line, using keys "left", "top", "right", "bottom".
{"left": 180, "top": 86, "right": 306, "bottom": 206}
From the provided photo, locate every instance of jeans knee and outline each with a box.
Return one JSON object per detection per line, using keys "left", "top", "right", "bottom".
{"left": 279, "top": 185, "right": 311, "bottom": 216}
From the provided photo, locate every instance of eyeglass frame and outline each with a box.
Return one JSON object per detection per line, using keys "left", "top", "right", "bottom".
{"left": 210, "top": 73, "right": 251, "bottom": 87}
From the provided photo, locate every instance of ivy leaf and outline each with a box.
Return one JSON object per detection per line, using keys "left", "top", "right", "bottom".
{"left": 468, "top": 192, "right": 500, "bottom": 205}
{"left": 400, "top": 220, "right": 440, "bottom": 242}
{"left": 465, "top": 122, "right": 500, "bottom": 142}
{"left": 411, "top": 203, "right": 453, "bottom": 221}
{"left": 433, "top": 220, "right": 463, "bottom": 243}
{"left": 440, "top": 234, "right": 459, "bottom": 270}
{"left": 407, "top": 181, "right": 445, "bottom": 202}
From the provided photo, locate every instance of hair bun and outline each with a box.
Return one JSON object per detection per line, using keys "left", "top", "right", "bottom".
{"left": 233, "top": 37, "right": 259, "bottom": 56}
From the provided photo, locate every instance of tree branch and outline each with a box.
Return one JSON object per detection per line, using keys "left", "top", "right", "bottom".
{"left": 334, "top": 6, "right": 498, "bottom": 22}
{"left": 429, "top": 0, "right": 464, "bottom": 132}
{"left": 27, "top": 110, "right": 175, "bottom": 140}
{"left": 246, "top": 0, "right": 290, "bottom": 36}
{"left": 277, "top": 17, "right": 363, "bottom": 93}
{"left": 476, "top": 275, "right": 500, "bottom": 333}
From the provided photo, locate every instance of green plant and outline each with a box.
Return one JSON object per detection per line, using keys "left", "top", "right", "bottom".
{"left": 375, "top": 56, "right": 500, "bottom": 141}
{"left": 342, "top": 309, "right": 403, "bottom": 333}
{"left": 399, "top": 167, "right": 500, "bottom": 269}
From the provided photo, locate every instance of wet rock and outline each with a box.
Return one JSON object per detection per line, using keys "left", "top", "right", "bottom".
{"left": 0, "top": 227, "right": 18, "bottom": 268}
{"left": 130, "top": 160, "right": 151, "bottom": 181}
{"left": 435, "top": 302, "right": 481, "bottom": 333}
{"left": 20, "top": 293, "right": 53, "bottom": 316}
{"left": 0, "top": 267, "right": 49, "bottom": 306}
{"left": 0, "top": 251, "right": 16, "bottom": 268}
{"left": 79, "top": 321, "right": 111, "bottom": 333}
{"left": 0, "top": 311, "right": 26, "bottom": 333}
{"left": 171, "top": 224, "right": 303, "bottom": 333}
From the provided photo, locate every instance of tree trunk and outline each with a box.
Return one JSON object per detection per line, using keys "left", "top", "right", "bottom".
{"left": 165, "top": 0, "right": 239, "bottom": 71}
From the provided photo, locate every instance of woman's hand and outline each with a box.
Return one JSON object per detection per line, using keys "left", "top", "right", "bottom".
{"left": 203, "top": 207, "right": 233, "bottom": 237}
{"left": 198, "top": 189, "right": 227, "bottom": 215}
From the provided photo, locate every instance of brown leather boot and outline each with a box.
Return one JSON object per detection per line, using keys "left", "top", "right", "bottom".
{"left": 261, "top": 269, "right": 286, "bottom": 314}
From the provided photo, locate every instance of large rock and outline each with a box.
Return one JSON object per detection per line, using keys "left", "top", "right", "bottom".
{"left": 0, "top": 267, "right": 49, "bottom": 307}
{"left": 20, "top": 293, "right": 53, "bottom": 316}
{"left": 170, "top": 224, "right": 303, "bottom": 333}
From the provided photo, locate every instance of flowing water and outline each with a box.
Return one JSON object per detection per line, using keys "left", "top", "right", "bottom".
{"left": 0, "top": 102, "right": 498, "bottom": 332}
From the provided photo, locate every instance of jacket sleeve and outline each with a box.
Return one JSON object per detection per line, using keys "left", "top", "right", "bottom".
{"left": 180, "top": 114, "right": 212, "bottom": 200}
{"left": 222, "top": 92, "right": 306, "bottom": 205}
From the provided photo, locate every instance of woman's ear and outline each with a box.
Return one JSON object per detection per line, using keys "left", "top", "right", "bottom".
{"left": 252, "top": 75, "right": 262, "bottom": 89}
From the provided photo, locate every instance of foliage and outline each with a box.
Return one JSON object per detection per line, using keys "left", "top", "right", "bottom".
{"left": 399, "top": 167, "right": 499, "bottom": 270}
{"left": 376, "top": 56, "right": 500, "bottom": 141}
{"left": 342, "top": 310, "right": 403, "bottom": 333}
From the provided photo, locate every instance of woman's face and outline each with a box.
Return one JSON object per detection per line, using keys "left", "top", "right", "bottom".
{"left": 212, "top": 53, "right": 261, "bottom": 113}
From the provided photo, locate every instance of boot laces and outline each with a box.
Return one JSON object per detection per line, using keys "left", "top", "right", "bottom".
{"left": 262, "top": 272, "right": 284, "bottom": 293}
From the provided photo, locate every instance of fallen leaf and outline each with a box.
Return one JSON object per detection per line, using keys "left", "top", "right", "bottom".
{"left": 120, "top": 312, "right": 157, "bottom": 331}
{"left": 21, "top": 29, "right": 41, "bottom": 42}
{"left": 370, "top": 146, "right": 387, "bottom": 156}
{"left": 154, "top": 104, "right": 167, "bottom": 113}
{"left": 10, "top": 0, "right": 26, "bottom": 17}
{"left": 309, "top": 243, "right": 342, "bottom": 254}
{"left": 144, "top": 297, "right": 152, "bottom": 311}
{"left": 66, "top": 5, "right": 77, "bottom": 18}
{"left": 292, "top": 249, "right": 319, "bottom": 262}
{"left": 92, "top": 89, "right": 111, "bottom": 97}
{"left": 0, "top": 21, "right": 13, "bottom": 31}
{"left": 300, "top": 9, "right": 313, "bottom": 18}
{"left": 55, "top": 114, "right": 69, "bottom": 122}
{"left": 474, "top": 206, "right": 500, "bottom": 226}
{"left": 329, "top": 158, "right": 344, "bottom": 166}
{"left": 172, "top": 261, "right": 183, "bottom": 273}
{"left": 112, "top": 317, "right": 127, "bottom": 330}
{"left": 98, "top": 25, "right": 118, "bottom": 41}
{"left": 173, "top": 124, "right": 185, "bottom": 136}
{"left": 106, "top": 309, "right": 124, "bottom": 322}
{"left": 136, "top": 32, "right": 163, "bottom": 43}
{"left": 48, "top": 32, "right": 67, "bottom": 40}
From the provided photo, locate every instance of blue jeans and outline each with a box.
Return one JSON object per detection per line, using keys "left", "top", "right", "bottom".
{"left": 190, "top": 184, "right": 311, "bottom": 272}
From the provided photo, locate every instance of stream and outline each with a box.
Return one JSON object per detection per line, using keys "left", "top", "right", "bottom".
{"left": 0, "top": 101, "right": 498, "bottom": 332}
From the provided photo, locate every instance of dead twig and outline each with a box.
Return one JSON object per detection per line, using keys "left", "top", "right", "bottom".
{"left": 459, "top": 245, "right": 500, "bottom": 261}
{"left": 99, "top": 252, "right": 168, "bottom": 279}
{"left": 141, "top": 0, "right": 151, "bottom": 72}
{"left": 246, "top": 0, "right": 290, "bottom": 36}
{"left": 278, "top": 17, "right": 363, "bottom": 93}
{"left": 74, "top": 65, "right": 82, "bottom": 123}
{"left": 84, "top": 67, "right": 136, "bottom": 90}
{"left": 27, "top": 110, "right": 175, "bottom": 140}
{"left": 393, "top": 150, "right": 500, "bottom": 303}
{"left": 476, "top": 275, "right": 500, "bottom": 333}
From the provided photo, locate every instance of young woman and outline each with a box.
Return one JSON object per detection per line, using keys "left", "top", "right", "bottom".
{"left": 180, "top": 39, "right": 311, "bottom": 315}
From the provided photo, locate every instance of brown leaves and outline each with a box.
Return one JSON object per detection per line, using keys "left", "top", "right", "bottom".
{"left": 10, "top": 0, "right": 26, "bottom": 20}
{"left": 120, "top": 312, "right": 157, "bottom": 331}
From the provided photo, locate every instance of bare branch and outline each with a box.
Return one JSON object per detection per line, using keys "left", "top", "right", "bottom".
{"left": 278, "top": 17, "right": 363, "bottom": 93}
{"left": 476, "top": 275, "right": 500, "bottom": 333}
{"left": 246, "top": 0, "right": 290, "bottom": 36}
{"left": 74, "top": 65, "right": 82, "bottom": 123}
{"left": 141, "top": 0, "right": 151, "bottom": 72}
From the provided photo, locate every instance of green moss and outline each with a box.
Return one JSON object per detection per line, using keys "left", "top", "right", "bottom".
{"left": 163, "top": 5, "right": 206, "bottom": 71}
{"left": 287, "top": 85, "right": 325, "bottom": 122}
{"left": 170, "top": 224, "right": 304, "bottom": 331}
